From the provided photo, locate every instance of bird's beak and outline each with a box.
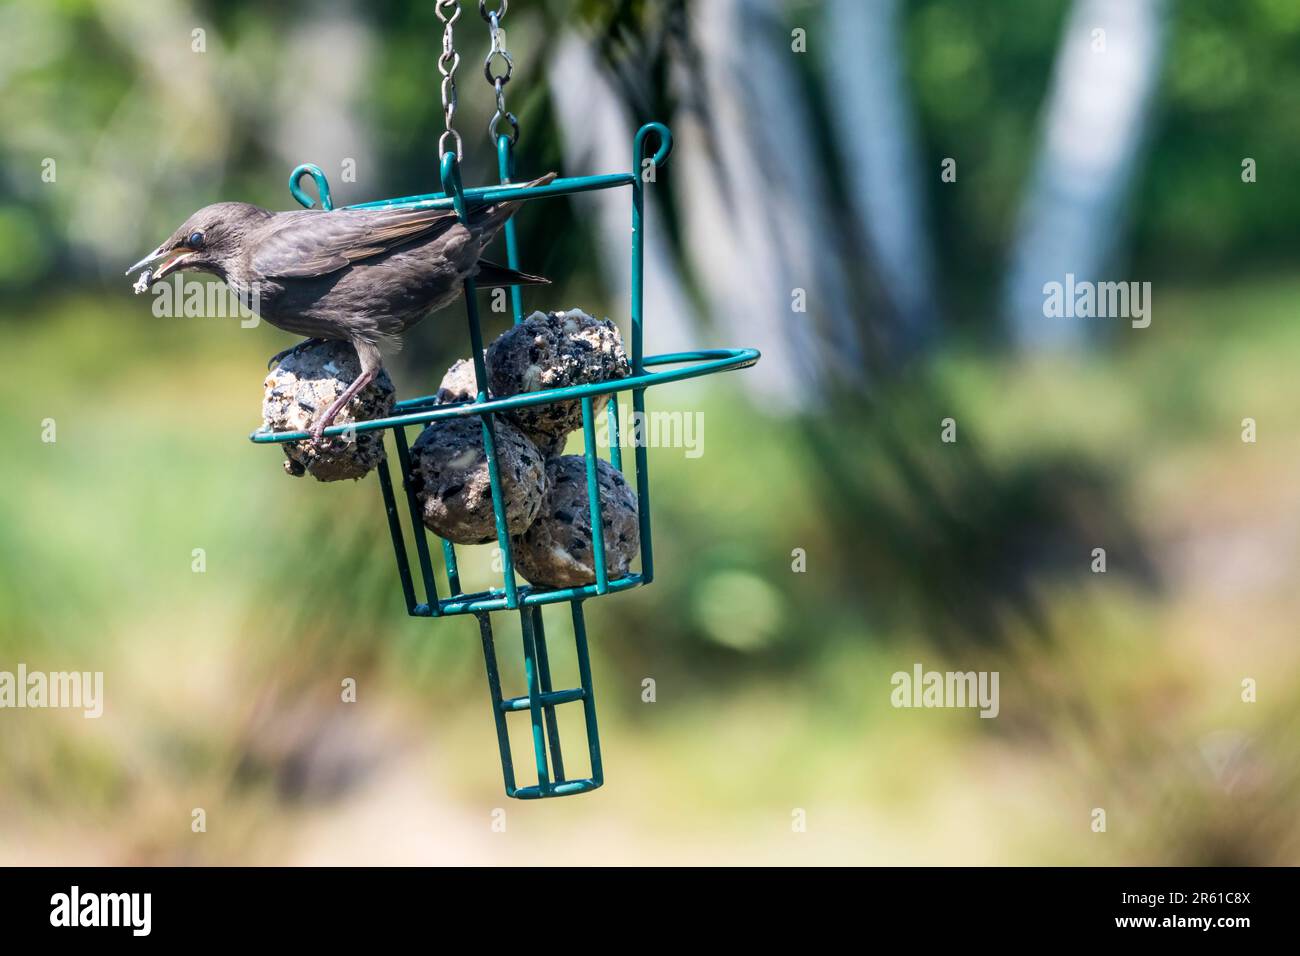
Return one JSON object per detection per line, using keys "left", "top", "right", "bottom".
{"left": 125, "top": 245, "right": 197, "bottom": 281}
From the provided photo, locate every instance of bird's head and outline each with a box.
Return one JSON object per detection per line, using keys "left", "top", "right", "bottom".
{"left": 126, "top": 202, "right": 270, "bottom": 284}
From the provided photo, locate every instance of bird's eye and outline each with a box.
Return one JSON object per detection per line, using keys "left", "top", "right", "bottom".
{"left": 187, "top": 231, "right": 205, "bottom": 248}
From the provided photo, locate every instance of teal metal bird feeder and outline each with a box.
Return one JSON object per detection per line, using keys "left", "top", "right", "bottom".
{"left": 250, "top": 5, "right": 757, "bottom": 799}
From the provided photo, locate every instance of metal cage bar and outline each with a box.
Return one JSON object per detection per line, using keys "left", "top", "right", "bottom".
{"left": 528, "top": 607, "right": 567, "bottom": 782}
{"left": 461, "top": 283, "right": 520, "bottom": 610}
{"left": 496, "top": 134, "right": 526, "bottom": 325}
{"left": 630, "top": 124, "right": 664, "bottom": 585}
{"left": 392, "top": 426, "right": 440, "bottom": 613}
{"left": 607, "top": 397, "right": 623, "bottom": 472}
{"left": 477, "top": 611, "right": 517, "bottom": 795}
{"left": 581, "top": 396, "right": 609, "bottom": 594}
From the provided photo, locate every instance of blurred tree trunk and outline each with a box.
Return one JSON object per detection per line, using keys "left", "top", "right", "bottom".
{"left": 671, "top": 0, "right": 866, "bottom": 408}
{"left": 821, "top": 0, "right": 939, "bottom": 359}
{"left": 1003, "top": 0, "right": 1168, "bottom": 349}
{"left": 265, "top": 5, "right": 377, "bottom": 208}
{"left": 545, "top": 32, "right": 697, "bottom": 357}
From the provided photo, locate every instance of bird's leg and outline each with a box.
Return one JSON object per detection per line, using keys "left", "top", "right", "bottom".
{"left": 310, "top": 339, "right": 383, "bottom": 443}
{"left": 310, "top": 369, "right": 376, "bottom": 442}
{"left": 267, "top": 337, "right": 327, "bottom": 370}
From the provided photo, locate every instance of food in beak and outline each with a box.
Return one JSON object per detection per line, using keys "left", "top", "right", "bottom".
{"left": 125, "top": 247, "right": 162, "bottom": 277}
{"left": 151, "top": 249, "right": 194, "bottom": 280}
{"left": 125, "top": 246, "right": 195, "bottom": 290}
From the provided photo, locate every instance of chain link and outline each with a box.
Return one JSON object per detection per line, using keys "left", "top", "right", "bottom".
{"left": 436, "top": 0, "right": 463, "bottom": 159}
{"left": 480, "top": 1, "right": 519, "bottom": 145}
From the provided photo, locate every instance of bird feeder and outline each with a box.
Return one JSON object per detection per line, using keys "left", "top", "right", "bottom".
{"left": 252, "top": 122, "right": 758, "bottom": 798}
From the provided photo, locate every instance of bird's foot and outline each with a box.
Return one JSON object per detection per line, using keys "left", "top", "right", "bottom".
{"left": 267, "top": 338, "right": 326, "bottom": 371}
{"left": 305, "top": 364, "right": 376, "bottom": 447}
{"left": 308, "top": 404, "right": 346, "bottom": 446}
{"left": 308, "top": 420, "right": 358, "bottom": 449}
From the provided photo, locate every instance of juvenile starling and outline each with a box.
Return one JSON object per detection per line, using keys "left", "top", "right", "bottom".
{"left": 126, "top": 173, "right": 555, "bottom": 439}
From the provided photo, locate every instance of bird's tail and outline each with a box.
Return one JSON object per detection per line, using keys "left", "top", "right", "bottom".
{"left": 472, "top": 172, "right": 558, "bottom": 234}
{"left": 511, "top": 171, "right": 559, "bottom": 195}
{"left": 474, "top": 259, "right": 550, "bottom": 288}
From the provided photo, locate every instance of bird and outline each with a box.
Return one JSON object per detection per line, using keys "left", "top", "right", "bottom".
{"left": 126, "top": 173, "right": 556, "bottom": 440}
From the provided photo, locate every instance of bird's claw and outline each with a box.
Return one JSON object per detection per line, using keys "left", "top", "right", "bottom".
{"left": 267, "top": 346, "right": 299, "bottom": 371}
{"left": 267, "top": 338, "right": 324, "bottom": 370}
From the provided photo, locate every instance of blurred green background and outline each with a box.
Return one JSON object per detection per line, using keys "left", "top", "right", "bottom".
{"left": 2, "top": 0, "right": 1298, "bottom": 865}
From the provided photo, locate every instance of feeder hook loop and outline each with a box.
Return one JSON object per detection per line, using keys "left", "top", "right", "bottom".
{"left": 634, "top": 122, "right": 674, "bottom": 171}
{"left": 289, "top": 164, "right": 334, "bottom": 210}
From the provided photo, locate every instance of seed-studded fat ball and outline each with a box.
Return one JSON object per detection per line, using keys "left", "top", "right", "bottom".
{"left": 263, "top": 340, "right": 395, "bottom": 482}
{"left": 531, "top": 431, "right": 569, "bottom": 459}
{"left": 512, "top": 455, "right": 639, "bottom": 588}
{"left": 407, "top": 416, "right": 548, "bottom": 545}
{"left": 435, "top": 355, "right": 488, "bottom": 405}
{"left": 439, "top": 353, "right": 569, "bottom": 458}
{"left": 487, "top": 309, "right": 630, "bottom": 443}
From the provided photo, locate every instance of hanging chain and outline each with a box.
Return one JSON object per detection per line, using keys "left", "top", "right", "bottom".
{"left": 436, "top": 0, "right": 463, "bottom": 159}
{"left": 480, "top": 0, "right": 519, "bottom": 145}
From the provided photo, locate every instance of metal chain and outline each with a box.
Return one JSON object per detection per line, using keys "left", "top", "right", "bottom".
{"left": 480, "top": 0, "right": 519, "bottom": 145}
{"left": 436, "top": 0, "right": 463, "bottom": 159}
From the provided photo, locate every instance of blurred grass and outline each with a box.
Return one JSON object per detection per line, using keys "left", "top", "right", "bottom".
{"left": 2, "top": 271, "right": 1299, "bottom": 863}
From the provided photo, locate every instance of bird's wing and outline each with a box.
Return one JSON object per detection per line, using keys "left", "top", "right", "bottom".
{"left": 251, "top": 207, "right": 464, "bottom": 279}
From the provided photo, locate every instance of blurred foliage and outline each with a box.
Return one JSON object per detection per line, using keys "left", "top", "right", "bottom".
{"left": 4, "top": 0, "right": 1299, "bottom": 306}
